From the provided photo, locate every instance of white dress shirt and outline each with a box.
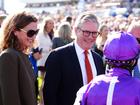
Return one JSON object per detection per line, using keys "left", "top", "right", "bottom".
{"left": 74, "top": 41, "right": 97, "bottom": 85}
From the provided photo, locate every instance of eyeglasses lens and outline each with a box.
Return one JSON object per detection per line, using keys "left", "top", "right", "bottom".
{"left": 27, "top": 29, "right": 39, "bottom": 37}
{"left": 82, "top": 30, "right": 99, "bottom": 37}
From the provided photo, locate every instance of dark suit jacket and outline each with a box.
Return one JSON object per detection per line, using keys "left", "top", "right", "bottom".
{"left": 0, "top": 48, "right": 37, "bottom": 105}
{"left": 43, "top": 42, "right": 105, "bottom": 105}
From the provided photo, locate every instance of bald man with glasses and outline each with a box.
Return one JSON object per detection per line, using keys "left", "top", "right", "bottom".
{"left": 43, "top": 11, "right": 105, "bottom": 105}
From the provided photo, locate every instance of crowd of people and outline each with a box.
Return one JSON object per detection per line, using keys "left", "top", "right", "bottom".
{"left": 0, "top": 5, "right": 140, "bottom": 105}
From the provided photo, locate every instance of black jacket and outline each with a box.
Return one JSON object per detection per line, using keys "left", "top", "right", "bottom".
{"left": 43, "top": 42, "right": 105, "bottom": 105}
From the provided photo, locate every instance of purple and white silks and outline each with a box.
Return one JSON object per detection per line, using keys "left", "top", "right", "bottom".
{"left": 74, "top": 68, "right": 140, "bottom": 105}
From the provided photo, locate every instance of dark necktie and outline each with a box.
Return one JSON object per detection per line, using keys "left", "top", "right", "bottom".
{"left": 84, "top": 50, "right": 93, "bottom": 83}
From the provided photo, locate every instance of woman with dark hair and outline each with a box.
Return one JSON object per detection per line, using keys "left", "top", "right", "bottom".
{"left": 0, "top": 11, "right": 38, "bottom": 105}
{"left": 74, "top": 32, "right": 140, "bottom": 105}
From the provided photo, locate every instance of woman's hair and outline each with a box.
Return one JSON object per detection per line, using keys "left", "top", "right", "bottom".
{"left": 0, "top": 11, "right": 38, "bottom": 51}
{"left": 57, "top": 22, "right": 72, "bottom": 41}
{"left": 98, "top": 25, "right": 108, "bottom": 34}
{"left": 40, "top": 16, "right": 54, "bottom": 40}
{"left": 95, "top": 25, "right": 108, "bottom": 51}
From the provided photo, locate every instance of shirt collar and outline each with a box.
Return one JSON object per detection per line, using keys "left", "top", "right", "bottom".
{"left": 74, "top": 41, "right": 91, "bottom": 55}
{"left": 74, "top": 41, "right": 84, "bottom": 56}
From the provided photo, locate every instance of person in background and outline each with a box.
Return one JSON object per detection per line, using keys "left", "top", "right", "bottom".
{"left": 93, "top": 24, "right": 109, "bottom": 57}
{"left": 36, "top": 16, "right": 54, "bottom": 71}
{"left": 43, "top": 11, "right": 105, "bottom": 105}
{"left": 65, "top": 15, "right": 72, "bottom": 25}
{"left": 0, "top": 11, "right": 39, "bottom": 105}
{"left": 127, "top": 21, "right": 140, "bottom": 79}
{"left": 74, "top": 32, "right": 140, "bottom": 105}
{"left": 0, "top": 14, "right": 7, "bottom": 39}
{"left": 52, "top": 22, "right": 73, "bottom": 49}
{"left": 36, "top": 16, "right": 54, "bottom": 105}
{"left": 0, "top": 14, "right": 7, "bottom": 27}
{"left": 29, "top": 47, "right": 42, "bottom": 99}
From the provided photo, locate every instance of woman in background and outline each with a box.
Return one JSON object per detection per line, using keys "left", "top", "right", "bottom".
{"left": 36, "top": 16, "right": 55, "bottom": 105}
{"left": 93, "top": 25, "right": 109, "bottom": 57}
{"left": 36, "top": 16, "right": 54, "bottom": 71}
{"left": 0, "top": 11, "right": 38, "bottom": 105}
{"left": 52, "top": 22, "right": 73, "bottom": 49}
{"left": 29, "top": 47, "right": 42, "bottom": 100}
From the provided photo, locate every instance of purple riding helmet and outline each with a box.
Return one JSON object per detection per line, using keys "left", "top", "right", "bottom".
{"left": 103, "top": 31, "right": 140, "bottom": 70}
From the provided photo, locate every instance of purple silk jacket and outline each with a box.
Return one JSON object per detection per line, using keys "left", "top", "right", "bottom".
{"left": 74, "top": 68, "right": 140, "bottom": 105}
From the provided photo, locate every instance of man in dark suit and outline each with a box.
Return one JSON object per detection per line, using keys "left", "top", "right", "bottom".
{"left": 43, "top": 11, "right": 105, "bottom": 105}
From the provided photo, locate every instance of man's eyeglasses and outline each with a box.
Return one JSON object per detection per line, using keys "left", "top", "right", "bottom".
{"left": 20, "top": 29, "right": 39, "bottom": 38}
{"left": 79, "top": 28, "right": 100, "bottom": 38}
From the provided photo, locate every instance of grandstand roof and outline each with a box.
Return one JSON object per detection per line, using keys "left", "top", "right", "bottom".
{"left": 21, "top": 0, "right": 72, "bottom": 3}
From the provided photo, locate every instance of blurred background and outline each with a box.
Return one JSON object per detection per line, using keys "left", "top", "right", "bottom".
{"left": 0, "top": 0, "right": 140, "bottom": 18}
{"left": 0, "top": 1, "right": 139, "bottom": 104}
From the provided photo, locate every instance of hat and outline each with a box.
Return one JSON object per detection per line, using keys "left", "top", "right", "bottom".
{"left": 103, "top": 32, "right": 139, "bottom": 61}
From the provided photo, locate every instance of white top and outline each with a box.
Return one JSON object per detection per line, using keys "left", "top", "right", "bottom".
{"left": 74, "top": 41, "right": 97, "bottom": 85}
{"left": 36, "top": 32, "right": 52, "bottom": 67}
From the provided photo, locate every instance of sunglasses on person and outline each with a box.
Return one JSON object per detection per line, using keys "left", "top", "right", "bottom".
{"left": 79, "top": 28, "right": 100, "bottom": 38}
{"left": 20, "top": 28, "right": 39, "bottom": 38}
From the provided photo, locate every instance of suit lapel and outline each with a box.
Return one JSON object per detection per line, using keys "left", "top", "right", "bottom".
{"left": 91, "top": 51, "right": 101, "bottom": 75}
{"left": 68, "top": 42, "right": 83, "bottom": 85}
